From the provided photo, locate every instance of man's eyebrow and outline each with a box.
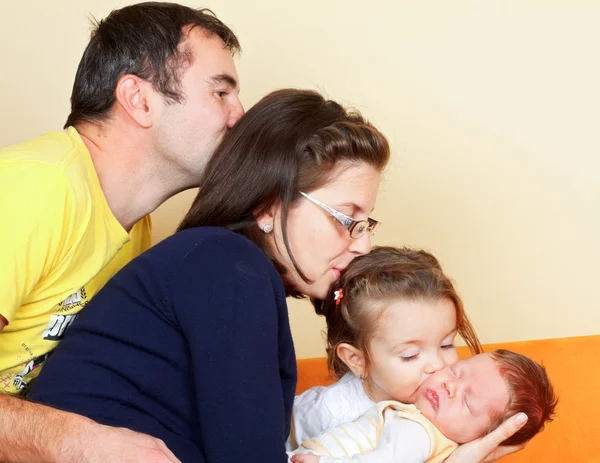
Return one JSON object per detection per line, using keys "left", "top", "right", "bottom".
{"left": 209, "top": 73, "right": 238, "bottom": 88}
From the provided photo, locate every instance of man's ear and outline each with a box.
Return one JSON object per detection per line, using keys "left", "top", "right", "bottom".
{"left": 114, "top": 74, "right": 155, "bottom": 128}
{"left": 336, "top": 343, "right": 366, "bottom": 379}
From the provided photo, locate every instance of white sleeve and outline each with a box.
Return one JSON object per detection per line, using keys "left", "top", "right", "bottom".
{"left": 318, "top": 412, "right": 431, "bottom": 463}
{"left": 287, "top": 388, "right": 338, "bottom": 451}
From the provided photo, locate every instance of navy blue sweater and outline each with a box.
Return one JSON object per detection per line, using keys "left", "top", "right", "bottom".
{"left": 29, "top": 227, "right": 297, "bottom": 463}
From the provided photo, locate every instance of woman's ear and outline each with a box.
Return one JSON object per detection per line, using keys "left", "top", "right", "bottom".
{"left": 255, "top": 201, "right": 282, "bottom": 234}
{"left": 336, "top": 343, "right": 366, "bottom": 379}
{"left": 255, "top": 209, "right": 275, "bottom": 233}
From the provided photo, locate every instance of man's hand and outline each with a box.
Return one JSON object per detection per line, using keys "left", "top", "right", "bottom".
{"left": 291, "top": 453, "right": 320, "bottom": 463}
{"left": 0, "top": 393, "right": 180, "bottom": 463}
{"left": 61, "top": 422, "right": 181, "bottom": 463}
{"left": 444, "top": 413, "right": 528, "bottom": 463}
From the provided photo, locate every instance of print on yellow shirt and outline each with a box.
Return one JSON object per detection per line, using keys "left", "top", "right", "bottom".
{"left": 8, "top": 287, "right": 89, "bottom": 393}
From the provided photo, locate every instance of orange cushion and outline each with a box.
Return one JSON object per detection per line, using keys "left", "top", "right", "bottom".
{"left": 296, "top": 335, "right": 600, "bottom": 463}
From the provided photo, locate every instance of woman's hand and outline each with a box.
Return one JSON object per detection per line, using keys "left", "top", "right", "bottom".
{"left": 291, "top": 453, "right": 320, "bottom": 463}
{"left": 444, "top": 413, "right": 528, "bottom": 463}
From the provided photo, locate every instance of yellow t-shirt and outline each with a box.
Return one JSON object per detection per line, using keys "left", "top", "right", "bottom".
{"left": 0, "top": 127, "right": 152, "bottom": 395}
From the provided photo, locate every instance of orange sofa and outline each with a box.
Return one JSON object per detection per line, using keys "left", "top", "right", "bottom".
{"left": 296, "top": 334, "right": 600, "bottom": 463}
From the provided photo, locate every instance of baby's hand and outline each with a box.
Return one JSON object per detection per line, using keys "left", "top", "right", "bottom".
{"left": 291, "top": 453, "right": 320, "bottom": 463}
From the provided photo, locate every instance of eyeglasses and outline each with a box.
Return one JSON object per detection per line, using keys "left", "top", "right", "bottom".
{"left": 299, "top": 191, "right": 381, "bottom": 239}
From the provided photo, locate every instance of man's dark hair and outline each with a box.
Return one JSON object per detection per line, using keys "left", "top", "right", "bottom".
{"left": 65, "top": 2, "right": 240, "bottom": 128}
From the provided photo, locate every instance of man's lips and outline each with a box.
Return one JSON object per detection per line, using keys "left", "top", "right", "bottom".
{"left": 426, "top": 389, "right": 439, "bottom": 410}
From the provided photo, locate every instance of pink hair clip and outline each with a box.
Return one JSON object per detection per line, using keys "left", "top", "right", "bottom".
{"left": 334, "top": 288, "right": 344, "bottom": 305}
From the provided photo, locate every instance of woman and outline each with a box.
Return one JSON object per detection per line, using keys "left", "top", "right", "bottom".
{"left": 29, "top": 89, "right": 388, "bottom": 462}
{"left": 30, "top": 89, "right": 526, "bottom": 463}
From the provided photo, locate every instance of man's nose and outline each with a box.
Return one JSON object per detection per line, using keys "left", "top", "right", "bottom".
{"left": 227, "top": 98, "right": 244, "bottom": 128}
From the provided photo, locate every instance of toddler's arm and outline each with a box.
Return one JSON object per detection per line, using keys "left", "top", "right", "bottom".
{"left": 287, "top": 389, "right": 338, "bottom": 451}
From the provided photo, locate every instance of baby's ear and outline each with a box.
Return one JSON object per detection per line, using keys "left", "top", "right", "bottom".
{"left": 336, "top": 343, "right": 366, "bottom": 378}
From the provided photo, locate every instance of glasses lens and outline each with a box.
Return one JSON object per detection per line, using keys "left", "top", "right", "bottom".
{"left": 351, "top": 221, "right": 368, "bottom": 239}
{"left": 368, "top": 219, "right": 380, "bottom": 236}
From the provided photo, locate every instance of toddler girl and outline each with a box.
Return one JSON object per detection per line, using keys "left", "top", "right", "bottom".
{"left": 287, "top": 246, "right": 483, "bottom": 449}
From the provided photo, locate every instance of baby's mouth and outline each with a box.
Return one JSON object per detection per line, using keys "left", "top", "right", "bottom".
{"left": 425, "top": 389, "right": 439, "bottom": 410}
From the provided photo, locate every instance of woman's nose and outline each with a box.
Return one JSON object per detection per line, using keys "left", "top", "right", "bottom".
{"left": 347, "top": 231, "right": 372, "bottom": 255}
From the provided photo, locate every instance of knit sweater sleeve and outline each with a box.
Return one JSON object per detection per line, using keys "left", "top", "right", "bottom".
{"left": 318, "top": 411, "right": 431, "bottom": 463}
{"left": 170, "top": 231, "right": 296, "bottom": 463}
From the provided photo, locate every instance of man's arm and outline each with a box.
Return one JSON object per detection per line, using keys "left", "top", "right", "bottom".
{"left": 0, "top": 394, "right": 180, "bottom": 462}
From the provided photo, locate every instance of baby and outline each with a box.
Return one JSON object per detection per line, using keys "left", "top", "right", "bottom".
{"left": 291, "top": 349, "right": 557, "bottom": 462}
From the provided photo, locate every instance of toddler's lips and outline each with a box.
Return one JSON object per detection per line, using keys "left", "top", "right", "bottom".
{"left": 426, "top": 389, "right": 439, "bottom": 410}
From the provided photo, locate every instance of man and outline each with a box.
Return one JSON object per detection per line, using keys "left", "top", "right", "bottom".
{"left": 0, "top": 2, "right": 242, "bottom": 461}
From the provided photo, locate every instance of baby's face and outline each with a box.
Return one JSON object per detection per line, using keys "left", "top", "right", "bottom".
{"left": 413, "top": 353, "right": 510, "bottom": 443}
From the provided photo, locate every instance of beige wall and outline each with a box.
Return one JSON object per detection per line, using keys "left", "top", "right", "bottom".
{"left": 2, "top": 1, "right": 599, "bottom": 359}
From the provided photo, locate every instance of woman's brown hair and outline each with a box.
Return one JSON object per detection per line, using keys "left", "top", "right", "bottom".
{"left": 313, "top": 246, "right": 483, "bottom": 376}
{"left": 178, "top": 89, "right": 390, "bottom": 297}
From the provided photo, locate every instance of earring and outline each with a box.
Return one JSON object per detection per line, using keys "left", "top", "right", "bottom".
{"left": 263, "top": 224, "right": 273, "bottom": 234}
